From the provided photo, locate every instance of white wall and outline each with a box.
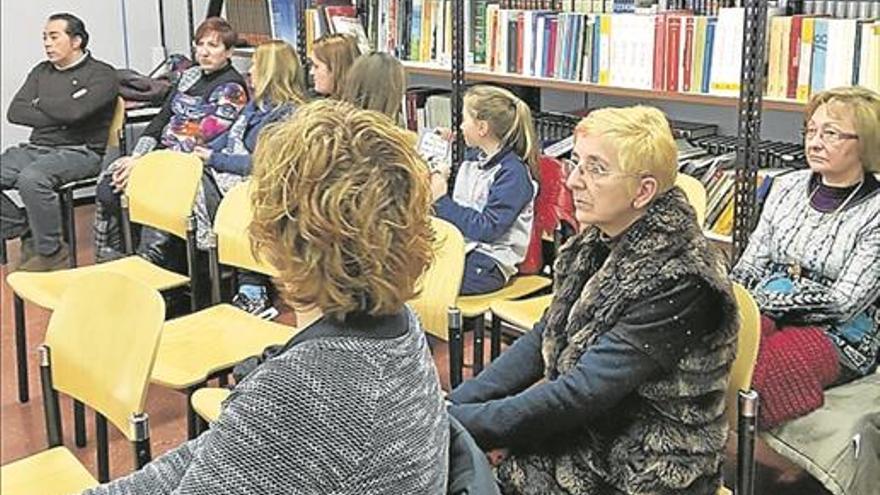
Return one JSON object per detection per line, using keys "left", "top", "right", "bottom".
{"left": 1, "top": 0, "right": 212, "bottom": 149}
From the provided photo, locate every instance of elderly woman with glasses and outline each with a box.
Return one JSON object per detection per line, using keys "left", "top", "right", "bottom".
{"left": 731, "top": 86, "right": 880, "bottom": 429}
{"left": 448, "top": 105, "right": 739, "bottom": 495}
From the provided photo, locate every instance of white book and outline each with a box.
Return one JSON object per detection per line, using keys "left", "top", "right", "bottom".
{"left": 536, "top": 15, "right": 546, "bottom": 77}
{"left": 823, "top": 19, "right": 857, "bottom": 90}
{"left": 709, "top": 7, "right": 745, "bottom": 97}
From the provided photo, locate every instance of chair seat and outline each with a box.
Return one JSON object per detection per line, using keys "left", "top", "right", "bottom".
{"left": 457, "top": 275, "right": 551, "bottom": 317}
{"left": 151, "top": 304, "right": 298, "bottom": 388}
{"left": 490, "top": 294, "right": 553, "bottom": 331}
{"left": 191, "top": 387, "right": 232, "bottom": 423}
{"left": 6, "top": 256, "right": 189, "bottom": 310}
{"left": 0, "top": 447, "right": 99, "bottom": 495}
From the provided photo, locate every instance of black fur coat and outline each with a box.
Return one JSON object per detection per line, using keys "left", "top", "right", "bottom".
{"left": 497, "top": 188, "right": 739, "bottom": 495}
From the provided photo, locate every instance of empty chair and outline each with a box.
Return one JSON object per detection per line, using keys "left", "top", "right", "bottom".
{"left": 0, "top": 271, "right": 165, "bottom": 494}
{"left": 149, "top": 181, "right": 297, "bottom": 438}
{"left": 6, "top": 150, "right": 203, "bottom": 408}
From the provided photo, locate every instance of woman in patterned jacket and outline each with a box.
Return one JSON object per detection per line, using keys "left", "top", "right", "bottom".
{"left": 731, "top": 86, "right": 880, "bottom": 429}
{"left": 94, "top": 17, "right": 247, "bottom": 267}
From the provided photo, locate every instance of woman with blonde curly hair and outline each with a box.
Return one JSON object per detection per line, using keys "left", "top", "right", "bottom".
{"left": 83, "top": 100, "right": 449, "bottom": 495}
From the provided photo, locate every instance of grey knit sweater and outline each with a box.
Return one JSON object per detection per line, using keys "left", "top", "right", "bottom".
{"left": 732, "top": 170, "right": 880, "bottom": 375}
{"left": 83, "top": 308, "right": 449, "bottom": 494}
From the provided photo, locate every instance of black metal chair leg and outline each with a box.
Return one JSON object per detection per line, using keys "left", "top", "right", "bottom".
{"left": 62, "top": 188, "right": 77, "bottom": 268}
{"left": 74, "top": 399, "right": 87, "bottom": 447}
{"left": 472, "top": 315, "right": 484, "bottom": 376}
{"left": 186, "top": 384, "right": 207, "bottom": 439}
{"left": 448, "top": 308, "right": 463, "bottom": 389}
{"left": 13, "top": 294, "right": 29, "bottom": 403}
{"left": 490, "top": 314, "right": 502, "bottom": 361}
{"left": 96, "top": 413, "right": 110, "bottom": 483}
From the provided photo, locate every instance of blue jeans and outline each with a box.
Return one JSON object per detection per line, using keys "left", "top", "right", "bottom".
{"left": 460, "top": 251, "right": 507, "bottom": 296}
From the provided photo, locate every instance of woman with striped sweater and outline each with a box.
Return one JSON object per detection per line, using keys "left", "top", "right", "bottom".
{"left": 732, "top": 86, "right": 880, "bottom": 428}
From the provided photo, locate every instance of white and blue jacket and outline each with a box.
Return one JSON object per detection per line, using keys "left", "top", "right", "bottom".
{"left": 434, "top": 147, "right": 537, "bottom": 280}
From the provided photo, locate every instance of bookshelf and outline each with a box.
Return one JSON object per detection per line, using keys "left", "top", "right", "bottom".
{"left": 402, "top": 61, "right": 805, "bottom": 112}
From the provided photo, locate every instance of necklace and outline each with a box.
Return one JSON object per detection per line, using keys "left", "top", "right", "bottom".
{"left": 787, "top": 179, "right": 863, "bottom": 280}
{"left": 806, "top": 179, "right": 864, "bottom": 216}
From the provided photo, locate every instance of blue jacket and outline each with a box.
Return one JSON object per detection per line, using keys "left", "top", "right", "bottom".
{"left": 434, "top": 147, "right": 536, "bottom": 279}
{"left": 206, "top": 99, "right": 296, "bottom": 176}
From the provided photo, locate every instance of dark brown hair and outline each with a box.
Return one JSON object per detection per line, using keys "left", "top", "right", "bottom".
{"left": 194, "top": 17, "right": 237, "bottom": 49}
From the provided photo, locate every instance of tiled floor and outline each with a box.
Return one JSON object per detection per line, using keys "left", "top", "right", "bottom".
{"left": 0, "top": 205, "right": 829, "bottom": 493}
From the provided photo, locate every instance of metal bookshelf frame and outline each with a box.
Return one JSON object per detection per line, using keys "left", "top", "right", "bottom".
{"left": 733, "top": 0, "right": 768, "bottom": 260}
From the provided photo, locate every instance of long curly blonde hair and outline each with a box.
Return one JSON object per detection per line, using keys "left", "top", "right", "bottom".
{"left": 249, "top": 99, "right": 434, "bottom": 320}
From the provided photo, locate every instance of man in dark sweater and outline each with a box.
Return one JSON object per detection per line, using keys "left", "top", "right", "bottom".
{"left": 1, "top": 12, "right": 117, "bottom": 271}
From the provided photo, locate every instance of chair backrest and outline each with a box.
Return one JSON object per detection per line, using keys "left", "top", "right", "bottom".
{"left": 107, "top": 97, "right": 126, "bottom": 149}
{"left": 675, "top": 173, "right": 708, "bottom": 228}
{"left": 126, "top": 150, "right": 204, "bottom": 239}
{"left": 726, "top": 282, "right": 761, "bottom": 428}
{"left": 409, "top": 217, "right": 465, "bottom": 340}
{"left": 213, "top": 181, "right": 278, "bottom": 277}
{"left": 45, "top": 272, "right": 165, "bottom": 440}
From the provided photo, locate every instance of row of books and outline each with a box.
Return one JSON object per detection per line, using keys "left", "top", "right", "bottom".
{"left": 680, "top": 136, "right": 806, "bottom": 235}
{"left": 766, "top": 15, "right": 880, "bottom": 100}
{"left": 800, "top": 1, "right": 880, "bottom": 19}
{"left": 226, "top": 0, "right": 372, "bottom": 55}
{"left": 387, "top": 3, "right": 752, "bottom": 96}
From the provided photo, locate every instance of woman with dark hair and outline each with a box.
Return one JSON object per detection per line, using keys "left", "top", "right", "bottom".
{"left": 94, "top": 17, "right": 248, "bottom": 265}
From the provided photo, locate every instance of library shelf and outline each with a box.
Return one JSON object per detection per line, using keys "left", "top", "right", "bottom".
{"left": 402, "top": 61, "right": 804, "bottom": 113}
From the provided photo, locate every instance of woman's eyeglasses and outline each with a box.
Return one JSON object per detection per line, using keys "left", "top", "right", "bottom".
{"left": 562, "top": 157, "right": 644, "bottom": 180}
{"left": 801, "top": 127, "right": 859, "bottom": 146}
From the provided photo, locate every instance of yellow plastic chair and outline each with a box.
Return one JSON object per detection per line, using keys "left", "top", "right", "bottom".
{"left": 149, "top": 181, "right": 298, "bottom": 438}
{"left": 727, "top": 282, "right": 761, "bottom": 429}
{"left": 409, "top": 217, "right": 467, "bottom": 388}
{"left": 715, "top": 283, "right": 761, "bottom": 495}
{"left": 191, "top": 387, "right": 232, "bottom": 423}
{"left": 58, "top": 97, "right": 127, "bottom": 268}
{"left": 6, "top": 150, "right": 202, "bottom": 411}
{"left": 675, "top": 173, "right": 708, "bottom": 229}
{"left": 454, "top": 275, "right": 551, "bottom": 377}
{"left": 0, "top": 272, "right": 165, "bottom": 494}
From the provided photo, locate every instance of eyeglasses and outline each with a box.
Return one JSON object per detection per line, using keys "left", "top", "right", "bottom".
{"left": 801, "top": 127, "right": 859, "bottom": 146}
{"left": 562, "top": 157, "right": 642, "bottom": 180}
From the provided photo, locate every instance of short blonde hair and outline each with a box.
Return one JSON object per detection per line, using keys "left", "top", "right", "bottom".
{"left": 805, "top": 86, "right": 880, "bottom": 173}
{"left": 252, "top": 40, "right": 307, "bottom": 106}
{"left": 249, "top": 99, "right": 434, "bottom": 320}
{"left": 341, "top": 53, "right": 406, "bottom": 119}
{"left": 574, "top": 105, "right": 677, "bottom": 193}
{"left": 464, "top": 85, "right": 540, "bottom": 180}
{"left": 312, "top": 33, "right": 361, "bottom": 99}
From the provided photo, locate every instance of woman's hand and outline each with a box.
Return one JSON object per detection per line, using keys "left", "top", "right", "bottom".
{"left": 434, "top": 127, "right": 455, "bottom": 142}
{"left": 192, "top": 146, "right": 213, "bottom": 162}
{"left": 110, "top": 156, "right": 137, "bottom": 193}
{"left": 486, "top": 448, "right": 509, "bottom": 467}
{"left": 431, "top": 170, "right": 449, "bottom": 201}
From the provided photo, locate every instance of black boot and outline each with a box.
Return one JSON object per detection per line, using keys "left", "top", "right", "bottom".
{"left": 136, "top": 226, "right": 188, "bottom": 274}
